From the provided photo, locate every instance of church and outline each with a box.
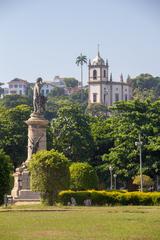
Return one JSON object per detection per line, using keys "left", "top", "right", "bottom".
{"left": 88, "top": 51, "right": 132, "bottom": 106}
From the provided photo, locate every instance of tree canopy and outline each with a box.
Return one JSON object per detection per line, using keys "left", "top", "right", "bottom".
{"left": 129, "top": 73, "right": 160, "bottom": 100}
{"left": 0, "top": 150, "right": 13, "bottom": 204}
{"left": 63, "top": 77, "right": 79, "bottom": 88}
{"left": 51, "top": 104, "right": 94, "bottom": 163}
{"left": 0, "top": 105, "right": 31, "bottom": 168}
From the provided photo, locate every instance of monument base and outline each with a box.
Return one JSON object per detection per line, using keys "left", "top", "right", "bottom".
{"left": 11, "top": 162, "right": 40, "bottom": 202}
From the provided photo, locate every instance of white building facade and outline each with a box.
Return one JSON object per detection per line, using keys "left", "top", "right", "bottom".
{"left": 8, "top": 78, "right": 29, "bottom": 96}
{"left": 88, "top": 52, "right": 132, "bottom": 106}
{"left": 41, "top": 82, "right": 55, "bottom": 97}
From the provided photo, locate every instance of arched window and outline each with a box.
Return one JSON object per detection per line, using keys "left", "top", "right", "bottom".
{"left": 93, "top": 70, "right": 97, "bottom": 80}
{"left": 104, "top": 70, "right": 106, "bottom": 78}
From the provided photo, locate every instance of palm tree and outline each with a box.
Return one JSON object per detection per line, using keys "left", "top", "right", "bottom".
{"left": 76, "top": 53, "right": 87, "bottom": 102}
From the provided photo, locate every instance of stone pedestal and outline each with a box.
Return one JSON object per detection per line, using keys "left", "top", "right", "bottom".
{"left": 25, "top": 113, "right": 49, "bottom": 162}
{"left": 11, "top": 113, "right": 48, "bottom": 202}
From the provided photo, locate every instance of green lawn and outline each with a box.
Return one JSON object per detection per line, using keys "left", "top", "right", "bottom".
{"left": 0, "top": 205, "right": 160, "bottom": 240}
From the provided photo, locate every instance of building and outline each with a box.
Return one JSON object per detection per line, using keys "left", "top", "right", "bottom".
{"left": 41, "top": 82, "right": 55, "bottom": 97}
{"left": 88, "top": 51, "right": 132, "bottom": 106}
{"left": 53, "top": 76, "right": 66, "bottom": 88}
{"left": 8, "top": 78, "right": 29, "bottom": 96}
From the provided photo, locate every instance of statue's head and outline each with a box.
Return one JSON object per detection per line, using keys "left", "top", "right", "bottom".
{"left": 36, "top": 77, "right": 43, "bottom": 83}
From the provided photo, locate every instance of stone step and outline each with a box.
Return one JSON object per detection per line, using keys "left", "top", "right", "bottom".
{"left": 13, "top": 198, "right": 40, "bottom": 202}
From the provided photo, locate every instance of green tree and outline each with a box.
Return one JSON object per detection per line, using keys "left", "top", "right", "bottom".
{"left": 63, "top": 77, "right": 79, "bottom": 88}
{"left": 69, "top": 162, "right": 99, "bottom": 190}
{"left": 0, "top": 149, "right": 13, "bottom": 204}
{"left": 46, "top": 97, "right": 73, "bottom": 121}
{"left": 0, "top": 94, "right": 32, "bottom": 108}
{"left": 0, "top": 105, "right": 31, "bottom": 168}
{"left": 29, "top": 150, "right": 70, "bottom": 205}
{"left": 52, "top": 104, "right": 94, "bottom": 162}
{"left": 69, "top": 88, "right": 88, "bottom": 106}
{"left": 129, "top": 73, "right": 160, "bottom": 100}
{"left": 49, "top": 86, "right": 65, "bottom": 97}
{"left": 76, "top": 53, "right": 87, "bottom": 102}
{"left": 99, "top": 98, "right": 160, "bottom": 188}
{"left": 90, "top": 116, "right": 114, "bottom": 187}
{"left": 86, "top": 103, "right": 108, "bottom": 117}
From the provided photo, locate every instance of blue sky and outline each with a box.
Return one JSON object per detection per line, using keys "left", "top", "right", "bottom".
{"left": 0, "top": 0, "right": 160, "bottom": 85}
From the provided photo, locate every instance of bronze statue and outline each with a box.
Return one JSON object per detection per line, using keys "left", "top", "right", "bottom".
{"left": 28, "top": 134, "right": 44, "bottom": 154}
{"left": 33, "top": 77, "right": 47, "bottom": 114}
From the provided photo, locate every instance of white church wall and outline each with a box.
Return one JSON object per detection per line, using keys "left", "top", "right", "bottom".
{"left": 89, "top": 84, "right": 101, "bottom": 103}
{"left": 112, "top": 84, "right": 122, "bottom": 103}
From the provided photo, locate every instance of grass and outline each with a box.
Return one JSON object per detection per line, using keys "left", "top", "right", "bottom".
{"left": 0, "top": 205, "right": 160, "bottom": 240}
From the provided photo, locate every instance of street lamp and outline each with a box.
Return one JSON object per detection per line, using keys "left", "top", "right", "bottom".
{"left": 135, "top": 134, "right": 143, "bottom": 192}
{"left": 113, "top": 174, "right": 117, "bottom": 190}
{"left": 109, "top": 166, "right": 113, "bottom": 190}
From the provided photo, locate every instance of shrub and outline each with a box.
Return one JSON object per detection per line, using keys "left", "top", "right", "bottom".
{"left": 58, "top": 190, "right": 160, "bottom": 206}
{"left": 69, "top": 162, "right": 99, "bottom": 190}
{"left": 29, "top": 149, "right": 70, "bottom": 205}
{"left": 133, "top": 175, "right": 154, "bottom": 188}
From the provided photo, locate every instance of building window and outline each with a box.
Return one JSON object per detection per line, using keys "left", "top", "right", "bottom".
{"left": 93, "top": 70, "right": 97, "bottom": 80}
{"left": 125, "top": 94, "right": 128, "bottom": 101}
{"left": 19, "top": 90, "right": 22, "bottom": 95}
{"left": 19, "top": 85, "right": 22, "bottom": 88}
{"left": 41, "top": 89, "right": 44, "bottom": 95}
{"left": 10, "top": 85, "right": 13, "bottom": 88}
{"left": 104, "top": 70, "right": 106, "bottom": 78}
{"left": 46, "top": 89, "right": 49, "bottom": 94}
{"left": 125, "top": 88, "right": 127, "bottom": 92}
{"left": 93, "top": 93, "right": 97, "bottom": 102}
{"left": 116, "top": 88, "right": 118, "bottom": 91}
{"left": 115, "top": 93, "right": 119, "bottom": 101}
{"left": 14, "top": 85, "right": 18, "bottom": 88}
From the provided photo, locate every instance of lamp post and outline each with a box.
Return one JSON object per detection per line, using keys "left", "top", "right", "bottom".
{"left": 109, "top": 166, "right": 113, "bottom": 190}
{"left": 135, "top": 134, "right": 143, "bottom": 192}
{"left": 113, "top": 174, "right": 117, "bottom": 190}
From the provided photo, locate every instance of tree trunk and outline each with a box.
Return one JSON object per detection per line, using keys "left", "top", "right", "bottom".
{"left": 41, "top": 192, "right": 54, "bottom": 205}
{"left": 81, "top": 64, "right": 83, "bottom": 102}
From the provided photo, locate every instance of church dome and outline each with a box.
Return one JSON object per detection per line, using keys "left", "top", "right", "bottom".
{"left": 91, "top": 51, "right": 105, "bottom": 65}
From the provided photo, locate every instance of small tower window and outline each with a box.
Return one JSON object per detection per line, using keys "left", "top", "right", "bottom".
{"left": 93, "top": 70, "right": 97, "bottom": 80}
{"left": 104, "top": 70, "right": 106, "bottom": 78}
{"left": 125, "top": 94, "right": 128, "bottom": 101}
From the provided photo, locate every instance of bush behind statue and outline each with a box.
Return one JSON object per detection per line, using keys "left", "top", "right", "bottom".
{"left": 29, "top": 149, "right": 70, "bottom": 205}
{"left": 69, "top": 162, "right": 99, "bottom": 190}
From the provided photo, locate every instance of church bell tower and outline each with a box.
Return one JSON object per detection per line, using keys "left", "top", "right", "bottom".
{"left": 88, "top": 50, "right": 109, "bottom": 105}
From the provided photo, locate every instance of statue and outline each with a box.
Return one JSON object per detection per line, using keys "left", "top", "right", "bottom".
{"left": 33, "top": 77, "right": 47, "bottom": 114}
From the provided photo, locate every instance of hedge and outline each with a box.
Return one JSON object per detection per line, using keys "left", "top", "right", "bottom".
{"left": 58, "top": 190, "right": 160, "bottom": 206}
